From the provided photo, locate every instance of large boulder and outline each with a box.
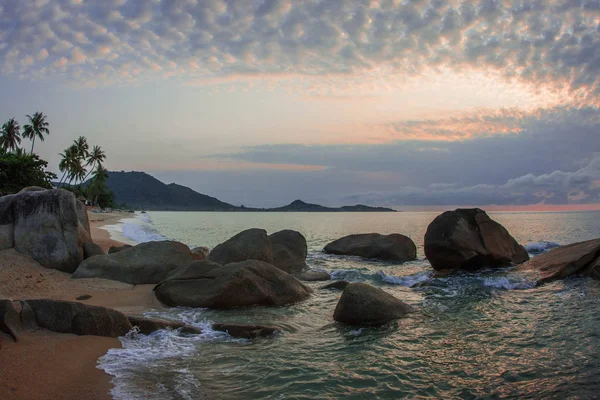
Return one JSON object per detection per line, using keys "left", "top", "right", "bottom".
{"left": 333, "top": 283, "right": 412, "bottom": 326}
{"left": 517, "top": 239, "right": 600, "bottom": 284}
{"left": 25, "top": 299, "right": 132, "bottom": 337}
{"left": 154, "top": 259, "right": 312, "bottom": 309}
{"left": 83, "top": 242, "right": 104, "bottom": 259}
{"left": 424, "top": 208, "right": 529, "bottom": 272}
{"left": 269, "top": 230, "right": 308, "bottom": 273}
{"left": 72, "top": 241, "right": 202, "bottom": 284}
{"left": 0, "top": 189, "right": 91, "bottom": 272}
{"left": 324, "top": 233, "right": 417, "bottom": 262}
{"left": 207, "top": 229, "right": 273, "bottom": 265}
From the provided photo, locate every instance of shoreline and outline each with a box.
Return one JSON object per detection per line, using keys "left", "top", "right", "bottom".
{"left": 0, "top": 210, "right": 159, "bottom": 400}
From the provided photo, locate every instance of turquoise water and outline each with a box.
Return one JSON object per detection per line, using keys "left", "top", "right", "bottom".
{"left": 99, "top": 211, "right": 600, "bottom": 399}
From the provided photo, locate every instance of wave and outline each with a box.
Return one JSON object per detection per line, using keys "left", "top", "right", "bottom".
{"left": 479, "top": 276, "right": 536, "bottom": 290}
{"left": 119, "top": 212, "right": 167, "bottom": 244}
{"left": 378, "top": 271, "right": 432, "bottom": 287}
{"left": 524, "top": 241, "right": 560, "bottom": 254}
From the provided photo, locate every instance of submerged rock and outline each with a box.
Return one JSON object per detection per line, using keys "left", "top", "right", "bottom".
{"left": 324, "top": 233, "right": 417, "bottom": 262}
{"left": 269, "top": 230, "right": 308, "bottom": 274}
{"left": 207, "top": 228, "right": 273, "bottom": 265}
{"left": 294, "top": 270, "right": 330, "bottom": 281}
{"left": 424, "top": 208, "right": 529, "bottom": 272}
{"left": 0, "top": 189, "right": 91, "bottom": 272}
{"left": 212, "top": 323, "right": 281, "bottom": 339}
{"left": 321, "top": 280, "right": 350, "bottom": 290}
{"left": 154, "top": 259, "right": 312, "bottom": 309}
{"left": 25, "top": 299, "right": 132, "bottom": 337}
{"left": 333, "top": 283, "right": 412, "bottom": 326}
{"left": 127, "top": 316, "right": 202, "bottom": 335}
{"left": 517, "top": 238, "right": 600, "bottom": 284}
{"left": 73, "top": 241, "right": 202, "bottom": 284}
{"left": 83, "top": 242, "right": 104, "bottom": 259}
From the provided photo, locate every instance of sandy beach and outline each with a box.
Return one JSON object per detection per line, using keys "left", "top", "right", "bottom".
{"left": 0, "top": 211, "right": 159, "bottom": 400}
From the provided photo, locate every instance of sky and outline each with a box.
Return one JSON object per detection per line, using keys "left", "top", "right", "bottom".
{"left": 1, "top": 0, "right": 600, "bottom": 208}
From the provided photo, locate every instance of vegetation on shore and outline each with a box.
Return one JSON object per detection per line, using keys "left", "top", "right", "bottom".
{"left": 0, "top": 113, "right": 115, "bottom": 207}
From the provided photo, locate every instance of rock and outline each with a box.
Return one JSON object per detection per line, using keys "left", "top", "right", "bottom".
{"left": 294, "top": 270, "right": 330, "bottom": 281}
{"left": 517, "top": 238, "right": 600, "bottom": 284}
{"left": 18, "top": 186, "right": 48, "bottom": 193}
{"left": 108, "top": 244, "right": 132, "bottom": 254}
{"left": 0, "top": 300, "right": 21, "bottom": 342}
{"left": 333, "top": 283, "right": 412, "bottom": 326}
{"left": 127, "top": 316, "right": 202, "bottom": 335}
{"left": 154, "top": 259, "right": 312, "bottom": 309}
{"left": 207, "top": 228, "right": 273, "bottom": 265}
{"left": 76, "top": 295, "right": 92, "bottom": 301}
{"left": 191, "top": 246, "right": 210, "bottom": 259}
{"left": 73, "top": 241, "right": 202, "bottom": 284}
{"left": 25, "top": 299, "right": 132, "bottom": 337}
{"left": 212, "top": 323, "right": 281, "bottom": 339}
{"left": 269, "top": 230, "right": 308, "bottom": 273}
{"left": 18, "top": 301, "right": 38, "bottom": 331}
{"left": 1, "top": 189, "right": 91, "bottom": 272}
{"left": 424, "top": 208, "right": 529, "bottom": 272}
{"left": 321, "top": 280, "right": 350, "bottom": 290}
{"left": 324, "top": 233, "right": 417, "bottom": 262}
{"left": 83, "top": 242, "right": 104, "bottom": 259}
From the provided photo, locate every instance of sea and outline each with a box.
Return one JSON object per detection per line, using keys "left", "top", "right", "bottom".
{"left": 98, "top": 210, "right": 600, "bottom": 399}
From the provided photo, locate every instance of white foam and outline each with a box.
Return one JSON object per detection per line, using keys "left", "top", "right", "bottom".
{"left": 480, "top": 276, "right": 536, "bottom": 290}
{"left": 378, "top": 271, "right": 432, "bottom": 287}
{"left": 524, "top": 241, "right": 560, "bottom": 254}
{"left": 121, "top": 222, "right": 167, "bottom": 243}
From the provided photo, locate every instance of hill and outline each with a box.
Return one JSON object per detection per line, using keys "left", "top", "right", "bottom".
{"left": 263, "top": 200, "right": 395, "bottom": 212}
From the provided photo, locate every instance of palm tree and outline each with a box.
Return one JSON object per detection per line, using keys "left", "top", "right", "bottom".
{"left": 90, "top": 164, "right": 109, "bottom": 205}
{"left": 83, "top": 145, "right": 106, "bottom": 182}
{"left": 1, "top": 118, "right": 22, "bottom": 152}
{"left": 73, "top": 136, "right": 89, "bottom": 159}
{"left": 58, "top": 144, "right": 80, "bottom": 186}
{"left": 22, "top": 112, "right": 49, "bottom": 155}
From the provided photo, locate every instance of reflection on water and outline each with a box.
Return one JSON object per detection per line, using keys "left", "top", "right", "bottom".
{"left": 99, "top": 211, "right": 600, "bottom": 399}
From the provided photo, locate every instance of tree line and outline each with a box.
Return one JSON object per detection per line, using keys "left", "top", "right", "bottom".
{"left": 0, "top": 112, "right": 115, "bottom": 207}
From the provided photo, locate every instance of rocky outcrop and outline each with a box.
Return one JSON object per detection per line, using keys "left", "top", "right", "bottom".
{"left": 73, "top": 241, "right": 202, "bottom": 284}
{"left": 154, "top": 259, "right": 312, "bottom": 309}
{"left": 83, "top": 242, "right": 104, "bottom": 259}
{"left": 294, "top": 270, "right": 330, "bottom": 281}
{"left": 424, "top": 208, "right": 529, "bottom": 272}
{"left": 269, "top": 230, "right": 308, "bottom": 273}
{"left": 324, "top": 233, "right": 417, "bottom": 262}
{"left": 25, "top": 299, "right": 132, "bottom": 337}
{"left": 108, "top": 244, "right": 132, "bottom": 254}
{"left": 517, "top": 238, "right": 600, "bottom": 284}
{"left": 321, "top": 280, "right": 350, "bottom": 290}
{"left": 207, "top": 229, "right": 273, "bottom": 265}
{"left": 127, "top": 316, "right": 202, "bottom": 335}
{"left": 0, "top": 189, "right": 92, "bottom": 272}
{"left": 333, "top": 283, "right": 413, "bottom": 326}
{"left": 212, "top": 323, "right": 281, "bottom": 339}
{"left": 191, "top": 246, "right": 210, "bottom": 259}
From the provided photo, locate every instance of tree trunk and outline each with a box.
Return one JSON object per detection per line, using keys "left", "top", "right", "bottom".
{"left": 30, "top": 137, "right": 35, "bottom": 155}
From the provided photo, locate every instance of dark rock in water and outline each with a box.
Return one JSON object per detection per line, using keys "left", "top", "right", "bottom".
{"left": 154, "top": 259, "right": 312, "bottom": 309}
{"left": 212, "top": 323, "right": 281, "bottom": 339}
{"left": 127, "top": 316, "right": 202, "bottom": 335}
{"left": 83, "top": 242, "right": 104, "bottom": 259}
{"left": 76, "top": 295, "right": 92, "bottom": 301}
{"left": 191, "top": 246, "right": 210, "bottom": 259}
{"left": 294, "top": 270, "right": 330, "bottom": 281}
{"left": 269, "top": 230, "right": 308, "bottom": 274}
{"left": 25, "top": 299, "right": 132, "bottom": 337}
{"left": 0, "top": 189, "right": 91, "bottom": 272}
{"left": 207, "top": 228, "right": 273, "bottom": 265}
{"left": 0, "top": 300, "right": 21, "bottom": 342}
{"left": 108, "top": 244, "right": 132, "bottom": 254}
{"left": 424, "top": 208, "right": 529, "bottom": 272}
{"left": 324, "top": 233, "right": 417, "bottom": 262}
{"left": 73, "top": 241, "right": 202, "bottom": 284}
{"left": 321, "top": 280, "right": 350, "bottom": 290}
{"left": 333, "top": 283, "right": 412, "bottom": 326}
{"left": 517, "top": 238, "right": 600, "bottom": 284}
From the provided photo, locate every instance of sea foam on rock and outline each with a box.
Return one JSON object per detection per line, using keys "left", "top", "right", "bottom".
{"left": 424, "top": 208, "right": 529, "bottom": 272}
{"left": 333, "top": 283, "right": 413, "bottom": 326}
{"left": 154, "top": 259, "right": 312, "bottom": 309}
{"left": 324, "top": 233, "right": 417, "bottom": 262}
{"left": 0, "top": 188, "right": 91, "bottom": 272}
{"left": 73, "top": 240, "right": 203, "bottom": 284}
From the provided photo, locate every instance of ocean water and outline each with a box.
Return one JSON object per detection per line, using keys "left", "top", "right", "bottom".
{"left": 98, "top": 211, "right": 600, "bottom": 399}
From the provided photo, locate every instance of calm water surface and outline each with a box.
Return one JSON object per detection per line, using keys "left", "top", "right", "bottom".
{"left": 99, "top": 211, "right": 600, "bottom": 399}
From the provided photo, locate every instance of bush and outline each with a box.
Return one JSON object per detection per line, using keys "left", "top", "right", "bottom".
{"left": 0, "top": 150, "right": 56, "bottom": 195}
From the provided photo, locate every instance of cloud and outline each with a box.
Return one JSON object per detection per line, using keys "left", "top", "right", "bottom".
{"left": 0, "top": 0, "right": 599, "bottom": 101}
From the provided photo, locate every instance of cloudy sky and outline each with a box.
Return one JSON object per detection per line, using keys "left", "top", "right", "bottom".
{"left": 1, "top": 0, "right": 600, "bottom": 208}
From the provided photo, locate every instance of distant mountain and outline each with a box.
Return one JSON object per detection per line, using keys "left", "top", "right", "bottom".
{"left": 105, "top": 171, "right": 395, "bottom": 212}
{"left": 106, "top": 171, "right": 237, "bottom": 211}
